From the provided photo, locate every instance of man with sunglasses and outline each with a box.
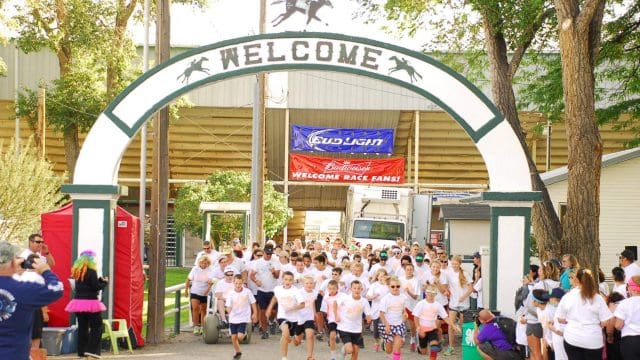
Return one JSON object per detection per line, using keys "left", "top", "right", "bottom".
{"left": 250, "top": 245, "right": 281, "bottom": 339}
{"left": 193, "top": 240, "right": 219, "bottom": 268}
{"left": 19, "top": 234, "right": 55, "bottom": 266}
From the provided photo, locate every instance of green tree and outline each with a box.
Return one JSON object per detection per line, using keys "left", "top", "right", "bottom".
{"left": 0, "top": 139, "right": 64, "bottom": 244}
{"left": 0, "top": 0, "right": 9, "bottom": 76}
{"left": 174, "top": 171, "right": 290, "bottom": 245}
{"left": 354, "top": 0, "right": 564, "bottom": 259}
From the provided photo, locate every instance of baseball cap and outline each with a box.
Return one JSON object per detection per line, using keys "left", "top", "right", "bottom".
{"left": 379, "top": 250, "right": 389, "bottom": 260}
{"left": 0, "top": 241, "right": 20, "bottom": 266}
{"left": 550, "top": 288, "right": 565, "bottom": 299}
{"left": 224, "top": 266, "right": 237, "bottom": 275}
{"left": 473, "top": 251, "right": 481, "bottom": 259}
{"left": 264, "top": 246, "right": 274, "bottom": 255}
{"left": 416, "top": 253, "right": 425, "bottom": 262}
{"left": 620, "top": 249, "right": 636, "bottom": 261}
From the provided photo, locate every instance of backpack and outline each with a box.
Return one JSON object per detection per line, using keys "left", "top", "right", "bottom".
{"left": 495, "top": 316, "right": 517, "bottom": 347}
{"left": 514, "top": 285, "right": 529, "bottom": 311}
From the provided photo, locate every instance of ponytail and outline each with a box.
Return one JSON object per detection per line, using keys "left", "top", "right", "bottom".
{"left": 577, "top": 268, "right": 597, "bottom": 302}
{"left": 452, "top": 255, "right": 468, "bottom": 287}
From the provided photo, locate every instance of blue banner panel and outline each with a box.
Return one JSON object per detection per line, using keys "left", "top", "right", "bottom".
{"left": 291, "top": 125, "right": 395, "bottom": 154}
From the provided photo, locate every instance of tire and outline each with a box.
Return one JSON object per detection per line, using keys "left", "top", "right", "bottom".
{"left": 241, "top": 323, "right": 252, "bottom": 344}
{"left": 203, "top": 314, "right": 219, "bottom": 344}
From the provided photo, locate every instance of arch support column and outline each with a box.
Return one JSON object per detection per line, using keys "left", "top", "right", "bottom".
{"left": 480, "top": 192, "right": 541, "bottom": 318}
{"left": 61, "top": 184, "right": 122, "bottom": 319}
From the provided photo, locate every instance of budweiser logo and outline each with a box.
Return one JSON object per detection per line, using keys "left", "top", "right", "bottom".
{"left": 325, "top": 160, "right": 372, "bottom": 175}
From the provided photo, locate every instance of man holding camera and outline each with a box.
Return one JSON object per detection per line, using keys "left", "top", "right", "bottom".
{"left": 0, "top": 241, "right": 64, "bottom": 359}
{"left": 473, "top": 310, "right": 521, "bottom": 360}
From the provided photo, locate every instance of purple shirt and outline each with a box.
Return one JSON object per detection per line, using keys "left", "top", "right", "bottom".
{"left": 477, "top": 320, "right": 512, "bottom": 351}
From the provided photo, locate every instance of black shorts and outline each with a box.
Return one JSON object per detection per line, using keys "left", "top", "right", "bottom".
{"left": 526, "top": 323, "right": 543, "bottom": 338}
{"left": 295, "top": 320, "right": 316, "bottom": 336}
{"left": 277, "top": 318, "right": 296, "bottom": 334}
{"left": 327, "top": 322, "right": 338, "bottom": 333}
{"left": 418, "top": 328, "right": 439, "bottom": 349}
{"left": 190, "top": 293, "right": 208, "bottom": 304}
{"left": 338, "top": 330, "right": 363, "bottom": 346}
{"left": 32, "top": 308, "right": 44, "bottom": 339}
{"left": 373, "top": 318, "right": 381, "bottom": 339}
{"left": 315, "top": 294, "right": 323, "bottom": 312}
{"left": 256, "top": 290, "right": 274, "bottom": 310}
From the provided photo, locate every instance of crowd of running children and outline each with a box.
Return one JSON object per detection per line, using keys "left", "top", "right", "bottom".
{"left": 185, "top": 237, "right": 640, "bottom": 360}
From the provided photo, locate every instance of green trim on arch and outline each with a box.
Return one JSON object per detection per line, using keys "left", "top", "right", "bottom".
{"left": 481, "top": 192, "right": 542, "bottom": 202}
{"left": 103, "top": 32, "right": 504, "bottom": 142}
{"left": 62, "top": 184, "right": 121, "bottom": 195}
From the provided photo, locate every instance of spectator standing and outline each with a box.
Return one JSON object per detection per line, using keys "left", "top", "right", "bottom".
{"left": 605, "top": 292, "right": 625, "bottom": 360}
{"left": 547, "top": 288, "right": 568, "bottom": 360}
{"left": 65, "top": 250, "right": 108, "bottom": 359}
{"left": 559, "top": 254, "right": 579, "bottom": 291}
{"left": 611, "top": 267, "right": 627, "bottom": 297}
{"left": 556, "top": 268, "right": 613, "bottom": 360}
{"left": 0, "top": 241, "right": 63, "bottom": 360}
{"left": 523, "top": 261, "right": 560, "bottom": 360}
{"left": 613, "top": 275, "right": 640, "bottom": 359}
{"left": 619, "top": 249, "right": 640, "bottom": 283}
{"left": 19, "top": 234, "right": 55, "bottom": 266}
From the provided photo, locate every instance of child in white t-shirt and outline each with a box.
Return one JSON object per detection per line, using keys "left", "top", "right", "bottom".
{"left": 379, "top": 276, "right": 410, "bottom": 360}
{"left": 335, "top": 280, "right": 372, "bottom": 360}
{"left": 366, "top": 268, "right": 390, "bottom": 352}
{"left": 266, "top": 271, "right": 304, "bottom": 360}
{"left": 400, "top": 263, "right": 422, "bottom": 352}
{"left": 413, "top": 284, "right": 461, "bottom": 358}
{"left": 320, "top": 280, "right": 344, "bottom": 360}
{"left": 293, "top": 276, "right": 318, "bottom": 360}
{"left": 225, "top": 274, "right": 258, "bottom": 360}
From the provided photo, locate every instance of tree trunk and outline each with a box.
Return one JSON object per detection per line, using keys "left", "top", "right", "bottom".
{"left": 554, "top": 0, "right": 605, "bottom": 271}
{"left": 63, "top": 123, "right": 80, "bottom": 180}
{"left": 482, "top": 17, "right": 563, "bottom": 262}
{"left": 106, "top": 0, "right": 137, "bottom": 98}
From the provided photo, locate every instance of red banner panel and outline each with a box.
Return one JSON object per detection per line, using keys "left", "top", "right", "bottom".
{"left": 289, "top": 153, "right": 405, "bottom": 184}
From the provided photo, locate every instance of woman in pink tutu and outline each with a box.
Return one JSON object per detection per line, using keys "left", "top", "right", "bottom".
{"left": 65, "top": 250, "right": 108, "bottom": 359}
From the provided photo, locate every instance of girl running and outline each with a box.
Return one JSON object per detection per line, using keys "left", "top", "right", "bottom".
{"left": 378, "top": 276, "right": 410, "bottom": 360}
{"left": 444, "top": 255, "right": 473, "bottom": 356}
{"left": 366, "top": 268, "right": 390, "bottom": 352}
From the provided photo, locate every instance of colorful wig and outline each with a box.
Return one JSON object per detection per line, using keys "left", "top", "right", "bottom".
{"left": 71, "top": 250, "right": 98, "bottom": 281}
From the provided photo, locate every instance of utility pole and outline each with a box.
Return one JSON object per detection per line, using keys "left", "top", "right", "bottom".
{"left": 147, "top": 0, "right": 170, "bottom": 344}
{"left": 251, "top": 0, "right": 267, "bottom": 246}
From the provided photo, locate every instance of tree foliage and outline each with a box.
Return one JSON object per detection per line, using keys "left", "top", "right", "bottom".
{"left": 0, "top": 139, "right": 65, "bottom": 244}
{"left": 174, "top": 171, "right": 290, "bottom": 245}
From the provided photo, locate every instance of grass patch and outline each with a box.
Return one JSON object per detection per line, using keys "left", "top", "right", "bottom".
{"left": 142, "top": 267, "right": 193, "bottom": 336}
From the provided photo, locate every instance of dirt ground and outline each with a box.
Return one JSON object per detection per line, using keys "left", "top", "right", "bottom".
{"left": 55, "top": 327, "right": 465, "bottom": 359}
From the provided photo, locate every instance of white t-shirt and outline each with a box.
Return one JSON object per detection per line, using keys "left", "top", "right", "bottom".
{"left": 214, "top": 280, "right": 234, "bottom": 299}
{"left": 312, "top": 266, "right": 332, "bottom": 291}
{"left": 446, "top": 269, "right": 471, "bottom": 309}
{"left": 293, "top": 268, "right": 311, "bottom": 288}
{"left": 297, "top": 288, "right": 318, "bottom": 323}
{"left": 368, "top": 262, "right": 393, "bottom": 279}
{"left": 187, "top": 266, "right": 216, "bottom": 296}
{"left": 225, "top": 287, "right": 256, "bottom": 324}
{"left": 427, "top": 272, "right": 449, "bottom": 306}
{"left": 412, "top": 299, "right": 448, "bottom": 330}
{"left": 552, "top": 309, "right": 568, "bottom": 360}
{"left": 366, "top": 281, "right": 390, "bottom": 319}
{"left": 379, "top": 293, "right": 410, "bottom": 326}
{"left": 537, "top": 304, "right": 556, "bottom": 345}
{"left": 19, "top": 249, "right": 48, "bottom": 264}
{"left": 598, "top": 282, "right": 610, "bottom": 297}
{"left": 273, "top": 285, "right": 303, "bottom": 321}
{"left": 278, "top": 263, "right": 296, "bottom": 284}
{"left": 556, "top": 287, "right": 613, "bottom": 349}
{"left": 336, "top": 295, "right": 372, "bottom": 333}
{"left": 613, "top": 296, "right": 640, "bottom": 337}
{"left": 194, "top": 250, "right": 220, "bottom": 267}
{"left": 612, "top": 283, "right": 628, "bottom": 298}
{"left": 252, "top": 256, "right": 281, "bottom": 292}
{"left": 320, "top": 292, "right": 345, "bottom": 324}
{"left": 623, "top": 262, "right": 640, "bottom": 283}
{"left": 399, "top": 275, "right": 422, "bottom": 309}
{"left": 228, "top": 258, "right": 246, "bottom": 274}
{"left": 342, "top": 273, "right": 370, "bottom": 294}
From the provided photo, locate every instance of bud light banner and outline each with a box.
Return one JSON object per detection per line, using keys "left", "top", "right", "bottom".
{"left": 289, "top": 154, "right": 405, "bottom": 184}
{"left": 291, "top": 125, "right": 395, "bottom": 154}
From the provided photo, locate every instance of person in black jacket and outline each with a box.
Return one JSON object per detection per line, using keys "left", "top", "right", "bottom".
{"left": 65, "top": 250, "right": 108, "bottom": 359}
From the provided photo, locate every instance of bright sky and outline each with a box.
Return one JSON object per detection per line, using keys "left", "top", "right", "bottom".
{"left": 132, "top": 0, "right": 426, "bottom": 49}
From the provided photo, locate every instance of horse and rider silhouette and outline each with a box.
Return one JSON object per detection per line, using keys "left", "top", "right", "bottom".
{"left": 176, "top": 57, "right": 210, "bottom": 84}
{"left": 271, "top": 0, "right": 333, "bottom": 27}
{"left": 388, "top": 56, "right": 423, "bottom": 83}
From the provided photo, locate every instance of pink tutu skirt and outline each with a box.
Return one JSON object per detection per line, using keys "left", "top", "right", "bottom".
{"left": 65, "top": 299, "right": 106, "bottom": 313}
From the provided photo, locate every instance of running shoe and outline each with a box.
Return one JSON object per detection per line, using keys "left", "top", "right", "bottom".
{"left": 269, "top": 321, "right": 278, "bottom": 335}
{"left": 84, "top": 353, "right": 102, "bottom": 359}
{"left": 232, "top": 352, "right": 242, "bottom": 359}
{"left": 443, "top": 347, "right": 455, "bottom": 356}
{"left": 193, "top": 326, "right": 200, "bottom": 335}
{"left": 411, "top": 342, "right": 417, "bottom": 352}
{"left": 373, "top": 343, "right": 380, "bottom": 352}
{"left": 261, "top": 331, "right": 269, "bottom": 339}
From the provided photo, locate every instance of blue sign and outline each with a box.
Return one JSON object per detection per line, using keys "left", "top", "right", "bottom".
{"left": 291, "top": 125, "right": 395, "bottom": 154}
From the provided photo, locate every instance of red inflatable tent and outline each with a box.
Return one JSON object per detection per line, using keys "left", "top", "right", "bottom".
{"left": 41, "top": 203, "right": 145, "bottom": 346}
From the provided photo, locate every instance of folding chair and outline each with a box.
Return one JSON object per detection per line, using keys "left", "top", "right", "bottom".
{"left": 101, "top": 319, "right": 133, "bottom": 355}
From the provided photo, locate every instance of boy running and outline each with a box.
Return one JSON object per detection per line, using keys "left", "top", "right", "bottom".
{"left": 293, "top": 276, "right": 318, "bottom": 360}
{"left": 266, "top": 271, "right": 304, "bottom": 360}
{"left": 335, "top": 280, "right": 372, "bottom": 360}
{"left": 412, "top": 284, "right": 461, "bottom": 359}
{"left": 225, "top": 274, "right": 258, "bottom": 359}
{"left": 320, "top": 280, "right": 345, "bottom": 360}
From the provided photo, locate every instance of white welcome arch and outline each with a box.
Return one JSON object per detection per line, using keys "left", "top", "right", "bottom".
{"left": 62, "top": 32, "right": 540, "bottom": 317}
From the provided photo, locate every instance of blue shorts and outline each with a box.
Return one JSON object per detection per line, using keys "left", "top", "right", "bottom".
{"left": 256, "top": 291, "right": 274, "bottom": 310}
{"left": 229, "top": 323, "right": 247, "bottom": 335}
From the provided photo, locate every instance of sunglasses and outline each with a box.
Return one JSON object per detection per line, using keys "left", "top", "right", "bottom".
{"left": 225, "top": 273, "right": 234, "bottom": 276}
{"left": 390, "top": 285, "right": 401, "bottom": 289}
{"left": 32, "top": 240, "right": 44, "bottom": 244}
{"left": 255, "top": 254, "right": 263, "bottom": 257}
{"left": 437, "top": 252, "right": 445, "bottom": 255}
